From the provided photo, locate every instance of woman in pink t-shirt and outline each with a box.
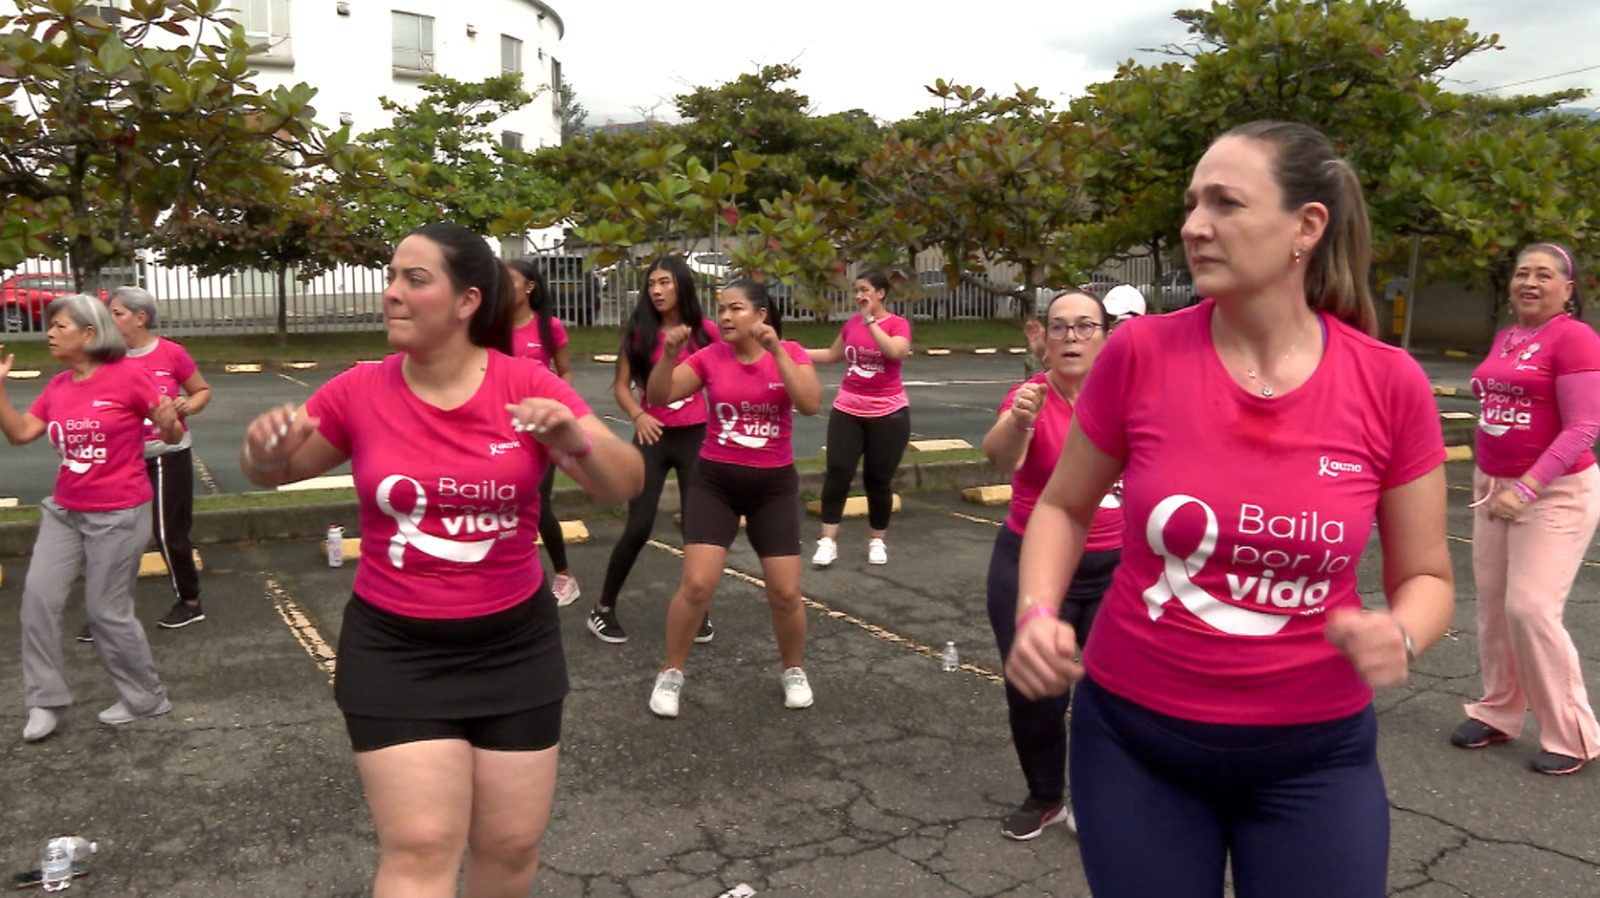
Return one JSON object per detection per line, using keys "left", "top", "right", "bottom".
{"left": 107, "top": 285, "right": 213, "bottom": 631}
{"left": 1006, "top": 122, "right": 1454, "bottom": 896}
{"left": 0, "top": 294, "right": 182, "bottom": 743}
{"left": 589, "top": 255, "right": 719, "bottom": 644}
{"left": 504, "top": 257, "right": 581, "bottom": 608}
{"left": 238, "top": 223, "right": 642, "bottom": 897}
{"left": 981, "top": 289, "right": 1123, "bottom": 842}
{"left": 1456, "top": 242, "right": 1600, "bottom": 775}
{"left": 806, "top": 268, "right": 912, "bottom": 567}
{"left": 644, "top": 278, "right": 822, "bottom": 718}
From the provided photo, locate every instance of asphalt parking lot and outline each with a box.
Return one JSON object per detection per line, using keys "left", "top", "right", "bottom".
{"left": 3, "top": 348, "right": 1598, "bottom": 896}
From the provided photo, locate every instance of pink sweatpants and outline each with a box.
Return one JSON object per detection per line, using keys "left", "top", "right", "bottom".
{"left": 1468, "top": 466, "right": 1600, "bottom": 759}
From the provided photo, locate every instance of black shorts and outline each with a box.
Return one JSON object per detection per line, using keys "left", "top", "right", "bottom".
{"left": 344, "top": 699, "right": 564, "bottom": 753}
{"left": 681, "top": 458, "right": 801, "bottom": 557}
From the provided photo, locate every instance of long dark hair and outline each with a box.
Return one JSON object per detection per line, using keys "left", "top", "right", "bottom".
{"left": 623, "top": 255, "right": 711, "bottom": 388}
{"left": 411, "top": 222, "right": 512, "bottom": 354}
{"left": 725, "top": 277, "right": 783, "bottom": 338}
{"left": 505, "top": 256, "right": 557, "bottom": 351}
{"left": 1221, "top": 120, "right": 1376, "bottom": 336}
{"left": 1519, "top": 242, "right": 1584, "bottom": 321}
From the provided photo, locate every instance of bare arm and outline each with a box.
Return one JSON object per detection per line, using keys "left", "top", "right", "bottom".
{"left": 506, "top": 400, "right": 643, "bottom": 505}
{"left": 806, "top": 333, "right": 845, "bottom": 365}
{"left": 774, "top": 347, "right": 823, "bottom": 416}
{"left": 983, "top": 382, "right": 1043, "bottom": 473}
{"left": 552, "top": 344, "right": 573, "bottom": 385}
{"left": 0, "top": 352, "right": 46, "bottom": 444}
{"left": 866, "top": 318, "right": 912, "bottom": 360}
{"left": 176, "top": 370, "right": 212, "bottom": 417}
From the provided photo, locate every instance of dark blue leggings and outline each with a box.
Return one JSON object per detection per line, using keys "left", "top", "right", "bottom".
{"left": 1070, "top": 677, "right": 1388, "bottom": 898}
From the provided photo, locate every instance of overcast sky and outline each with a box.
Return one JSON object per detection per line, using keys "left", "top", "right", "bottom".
{"left": 552, "top": 0, "right": 1599, "bottom": 126}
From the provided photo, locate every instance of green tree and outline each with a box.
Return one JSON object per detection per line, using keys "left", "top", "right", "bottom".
{"left": 356, "top": 73, "right": 557, "bottom": 243}
{"left": 557, "top": 78, "right": 588, "bottom": 142}
{"left": 0, "top": 0, "right": 354, "bottom": 288}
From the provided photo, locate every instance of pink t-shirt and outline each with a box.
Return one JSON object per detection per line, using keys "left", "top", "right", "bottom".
{"left": 1073, "top": 301, "right": 1444, "bottom": 725}
{"left": 1000, "top": 373, "right": 1122, "bottom": 552}
{"left": 511, "top": 316, "right": 569, "bottom": 369}
{"left": 29, "top": 358, "right": 160, "bottom": 512}
{"left": 836, "top": 313, "right": 911, "bottom": 401}
{"left": 1472, "top": 315, "right": 1600, "bottom": 478}
{"left": 636, "top": 320, "right": 720, "bottom": 428}
{"left": 126, "top": 338, "right": 197, "bottom": 453}
{"left": 307, "top": 352, "right": 592, "bottom": 619}
{"left": 686, "top": 340, "right": 813, "bottom": 468}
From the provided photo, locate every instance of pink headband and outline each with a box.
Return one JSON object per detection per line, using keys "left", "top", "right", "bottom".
{"left": 1543, "top": 243, "right": 1575, "bottom": 277}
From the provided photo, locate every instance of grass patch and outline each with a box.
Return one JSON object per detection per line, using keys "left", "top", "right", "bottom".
{"left": 3, "top": 319, "right": 1031, "bottom": 370}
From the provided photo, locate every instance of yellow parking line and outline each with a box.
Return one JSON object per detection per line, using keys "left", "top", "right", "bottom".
{"left": 645, "top": 538, "right": 1002, "bottom": 684}
{"left": 264, "top": 576, "right": 337, "bottom": 683}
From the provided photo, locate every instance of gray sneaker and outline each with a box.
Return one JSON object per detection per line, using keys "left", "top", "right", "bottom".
{"left": 98, "top": 698, "right": 172, "bottom": 726}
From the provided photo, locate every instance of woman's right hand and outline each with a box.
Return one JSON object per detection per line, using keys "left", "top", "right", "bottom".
{"left": 661, "top": 324, "right": 692, "bottom": 354}
{"left": 633, "top": 411, "right": 664, "bottom": 445}
{"left": 243, "top": 403, "right": 318, "bottom": 471}
{"left": 0, "top": 348, "right": 13, "bottom": 382}
{"left": 1011, "top": 382, "right": 1044, "bottom": 429}
{"left": 1005, "top": 616, "right": 1083, "bottom": 699}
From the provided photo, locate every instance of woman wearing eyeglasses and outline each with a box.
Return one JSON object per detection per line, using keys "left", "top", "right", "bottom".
{"left": 980, "top": 290, "right": 1121, "bottom": 841}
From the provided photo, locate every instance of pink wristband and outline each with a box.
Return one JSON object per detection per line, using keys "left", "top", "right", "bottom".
{"left": 1512, "top": 481, "right": 1538, "bottom": 503}
{"left": 1016, "top": 603, "right": 1057, "bottom": 632}
{"left": 555, "top": 431, "right": 594, "bottom": 468}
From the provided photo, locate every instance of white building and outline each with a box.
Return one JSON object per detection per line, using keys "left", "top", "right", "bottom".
{"left": 236, "top": 0, "right": 567, "bottom": 152}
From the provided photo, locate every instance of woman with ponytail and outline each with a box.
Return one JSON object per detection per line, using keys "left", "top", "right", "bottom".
{"left": 1005, "top": 122, "right": 1453, "bottom": 895}
{"left": 1454, "top": 241, "right": 1600, "bottom": 776}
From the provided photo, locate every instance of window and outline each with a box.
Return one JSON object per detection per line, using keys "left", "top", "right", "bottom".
{"left": 501, "top": 130, "right": 523, "bottom": 151}
{"left": 499, "top": 236, "right": 525, "bottom": 259}
{"left": 240, "top": 0, "right": 292, "bottom": 61}
{"left": 501, "top": 35, "right": 522, "bottom": 74}
{"left": 392, "top": 11, "right": 434, "bottom": 72}
{"left": 550, "top": 57, "right": 562, "bottom": 120}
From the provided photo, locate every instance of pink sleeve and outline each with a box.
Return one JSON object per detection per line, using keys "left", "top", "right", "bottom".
{"left": 129, "top": 363, "right": 161, "bottom": 413}
{"left": 1525, "top": 370, "right": 1600, "bottom": 487}
{"left": 550, "top": 318, "right": 569, "bottom": 350}
{"left": 1073, "top": 328, "right": 1135, "bottom": 460}
{"left": 306, "top": 367, "right": 358, "bottom": 453}
{"left": 170, "top": 342, "right": 197, "bottom": 381}
{"left": 28, "top": 379, "right": 53, "bottom": 420}
{"left": 685, "top": 344, "right": 716, "bottom": 382}
{"left": 783, "top": 341, "right": 813, "bottom": 366}
{"left": 885, "top": 315, "right": 911, "bottom": 340}
{"left": 1380, "top": 354, "right": 1446, "bottom": 489}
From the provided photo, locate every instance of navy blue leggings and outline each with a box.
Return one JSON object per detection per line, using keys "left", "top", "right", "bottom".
{"left": 1069, "top": 677, "right": 1388, "bottom": 898}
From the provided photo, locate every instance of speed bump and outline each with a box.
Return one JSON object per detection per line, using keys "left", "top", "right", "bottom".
{"left": 224, "top": 363, "right": 263, "bottom": 374}
{"left": 961, "top": 484, "right": 1013, "bottom": 506}
{"left": 1444, "top": 445, "right": 1473, "bottom": 462}
{"left": 5, "top": 369, "right": 41, "bottom": 380}
{"left": 925, "top": 348, "right": 952, "bottom": 356}
{"left": 909, "top": 438, "right": 972, "bottom": 452}
{"left": 0, "top": 497, "right": 17, "bottom": 508}
{"left": 974, "top": 347, "right": 998, "bottom": 355}
{"left": 282, "top": 361, "right": 318, "bottom": 371}
{"left": 537, "top": 520, "right": 591, "bottom": 545}
{"left": 1431, "top": 385, "right": 1459, "bottom": 397}
{"left": 138, "top": 549, "right": 204, "bottom": 578}
{"left": 1008, "top": 347, "right": 1029, "bottom": 354}
{"left": 1442, "top": 349, "right": 1471, "bottom": 359}
{"left": 593, "top": 353, "right": 618, "bottom": 363}
{"left": 805, "top": 494, "right": 900, "bottom": 518}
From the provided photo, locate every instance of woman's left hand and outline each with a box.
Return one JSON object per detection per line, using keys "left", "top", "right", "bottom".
{"left": 506, "top": 398, "right": 588, "bottom": 454}
{"left": 1325, "top": 608, "right": 1409, "bottom": 689}
{"left": 752, "top": 323, "right": 782, "bottom": 354}
{"left": 1486, "top": 487, "right": 1528, "bottom": 522}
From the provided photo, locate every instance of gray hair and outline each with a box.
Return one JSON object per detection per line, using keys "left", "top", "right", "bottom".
{"left": 110, "top": 285, "right": 158, "bottom": 329}
{"left": 45, "top": 294, "right": 126, "bottom": 362}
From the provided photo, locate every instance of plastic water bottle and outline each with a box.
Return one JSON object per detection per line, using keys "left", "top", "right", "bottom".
{"left": 39, "top": 839, "right": 70, "bottom": 892}
{"left": 326, "top": 524, "right": 344, "bottom": 568}
{"left": 64, "top": 837, "right": 96, "bottom": 877}
{"left": 942, "top": 641, "right": 960, "bottom": 672}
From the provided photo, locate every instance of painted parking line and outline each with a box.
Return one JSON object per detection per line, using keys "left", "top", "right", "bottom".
{"left": 277, "top": 372, "right": 310, "bottom": 388}
{"left": 645, "top": 538, "right": 1002, "bottom": 684}
{"left": 264, "top": 575, "right": 337, "bottom": 684}
{"left": 951, "top": 511, "right": 1002, "bottom": 527}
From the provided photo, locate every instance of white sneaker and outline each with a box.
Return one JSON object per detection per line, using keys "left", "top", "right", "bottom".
{"left": 1066, "top": 809, "right": 1077, "bottom": 834}
{"left": 811, "top": 537, "right": 837, "bottom": 568}
{"left": 22, "top": 708, "right": 58, "bottom": 742}
{"left": 98, "top": 698, "right": 171, "bottom": 726}
{"left": 782, "top": 667, "right": 814, "bottom": 709}
{"left": 867, "top": 538, "right": 888, "bottom": 565}
{"left": 551, "top": 573, "right": 581, "bottom": 607}
{"left": 649, "top": 669, "right": 684, "bottom": 718}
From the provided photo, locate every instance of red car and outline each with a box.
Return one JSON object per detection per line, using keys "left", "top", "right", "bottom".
{"left": 0, "top": 272, "right": 106, "bottom": 332}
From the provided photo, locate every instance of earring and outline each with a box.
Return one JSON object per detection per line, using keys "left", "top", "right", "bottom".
{"left": 1293, "top": 246, "right": 1304, "bottom": 264}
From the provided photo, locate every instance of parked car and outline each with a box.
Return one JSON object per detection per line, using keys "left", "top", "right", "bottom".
{"left": 1, "top": 272, "right": 107, "bottom": 332}
{"left": 536, "top": 255, "right": 604, "bottom": 326}
{"left": 1136, "top": 268, "right": 1196, "bottom": 311}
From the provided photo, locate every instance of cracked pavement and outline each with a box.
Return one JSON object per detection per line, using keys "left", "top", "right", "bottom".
{"left": 3, "top": 352, "right": 1600, "bottom": 896}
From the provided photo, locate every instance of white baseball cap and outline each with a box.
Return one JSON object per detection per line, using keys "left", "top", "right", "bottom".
{"left": 1103, "top": 285, "right": 1146, "bottom": 320}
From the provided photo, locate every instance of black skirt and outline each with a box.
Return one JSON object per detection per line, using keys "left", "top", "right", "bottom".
{"left": 333, "top": 584, "right": 567, "bottom": 720}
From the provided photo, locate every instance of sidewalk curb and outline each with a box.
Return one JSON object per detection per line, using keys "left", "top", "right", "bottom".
{"left": 0, "top": 459, "right": 1005, "bottom": 557}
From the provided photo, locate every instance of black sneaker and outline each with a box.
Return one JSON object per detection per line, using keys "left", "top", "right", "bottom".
{"left": 158, "top": 601, "right": 206, "bottom": 629}
{"left": 586, "top": 606, "right": 627, "bottom": 644}
{"left": 75, "top": 624, "right": 93, "bottom": 643}
{"left": 1450, "top": 718, "right": 1512, "bottom": 749}
{"left": 1001, "top": 797, "right": 1071, "bottom": 841}
{"left": 694, "top": 614, "right": 715, "bottom": 644}
{"left": 1530, "top": 751, "right": 1588, "bottom": 775}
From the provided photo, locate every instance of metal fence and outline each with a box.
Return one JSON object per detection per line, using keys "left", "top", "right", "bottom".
{"left": 0, "top": 249, "right": 1189, "bottom": 340}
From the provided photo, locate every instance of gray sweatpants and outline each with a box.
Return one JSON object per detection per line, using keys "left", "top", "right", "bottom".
{"left": 21, "top": 498, "right": 167, "bottom": 714}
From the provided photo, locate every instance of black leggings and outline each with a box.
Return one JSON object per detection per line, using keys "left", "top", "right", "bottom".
{"left": 147, "top": 449, "right": 200, "bottom": 601}
{"left": 819, "top": 406, "right": 911, "bottom": 530}
{"left": 598, "top": 424, "right": 706, "bottom": 609}
{"left": 538, "top": 467, "right": 567, "bottom": 572}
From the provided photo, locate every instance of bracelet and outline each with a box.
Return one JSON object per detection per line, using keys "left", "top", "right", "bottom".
{"left": 555, "top": 431, "right": 594, "bottom": 468}
{"left": 243, "top": 443, "right": 287, "bottom": 472}
{"left": 1511, "top": 481, "right": 1538, "bottom": 504}
{"left": 1395, "top": 619, "right": 1417, "bottom": 666}
{"left": 631, "top": 410, "right": 647, "bottom": 421}
{"left": 1011, "top": 415, "right": 1035, "bottom": 434}
{"left": 1016, "top": 603, "right": 1057, "bottom": 633}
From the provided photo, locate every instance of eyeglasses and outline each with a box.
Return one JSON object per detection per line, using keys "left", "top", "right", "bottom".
{"left": 1046, "top": 319, "right": 1106, "bottom": 341}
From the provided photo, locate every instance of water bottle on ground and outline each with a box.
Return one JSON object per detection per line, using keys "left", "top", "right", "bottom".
{"left": 326, "top": 523, "right": 345, "bottom": 568}
{"left": 64, "top": 837, "right": 95, "bottom": 877}
{"left": 39, "top": 838, "right": 70, "bottom": 892}
{"left": 942, "top": 641, "right": 960, "bottom": 672}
